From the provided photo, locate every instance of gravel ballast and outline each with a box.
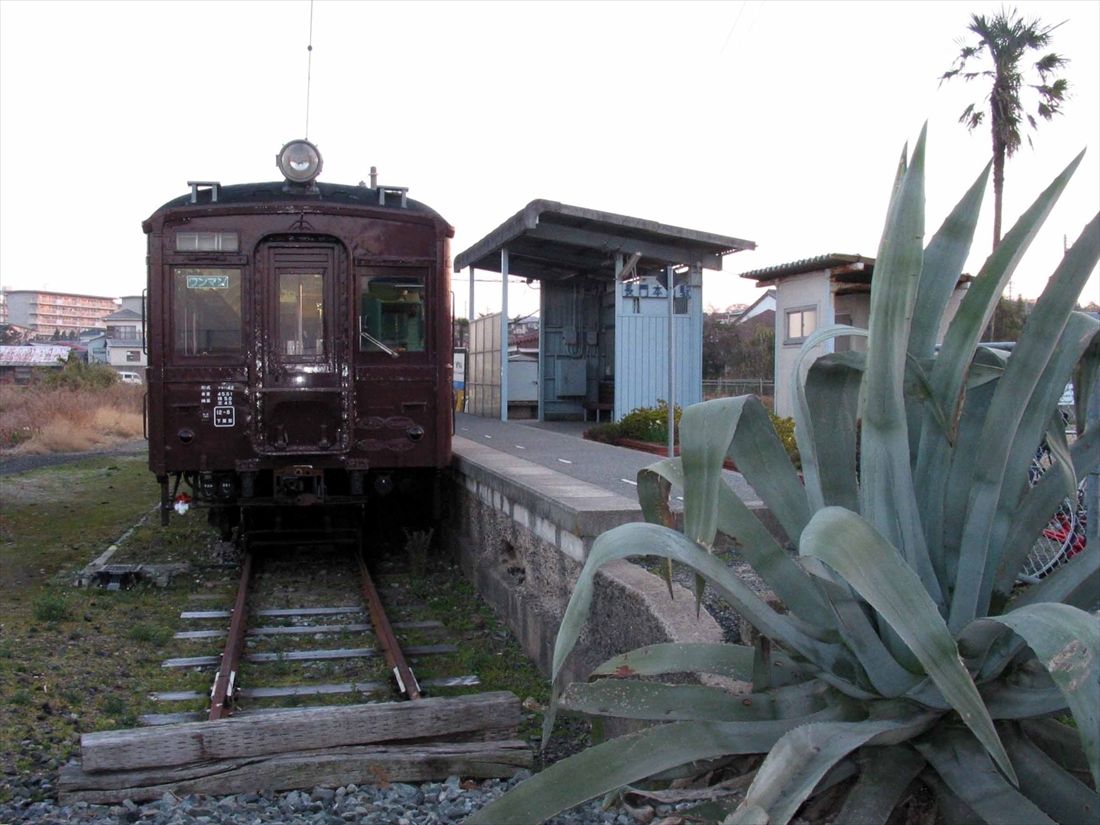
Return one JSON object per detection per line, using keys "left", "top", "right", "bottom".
{"left": 0, "top": 773, "right": 671, "bottom": 824}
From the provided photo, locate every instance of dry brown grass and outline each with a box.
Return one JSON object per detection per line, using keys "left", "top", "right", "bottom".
{"left": 0, "top": 384, "right": 144, "bottom": 453}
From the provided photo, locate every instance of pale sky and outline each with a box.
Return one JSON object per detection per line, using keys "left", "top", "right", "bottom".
{"left": 1, "top": 0, "right": 1097, "bottom": 318}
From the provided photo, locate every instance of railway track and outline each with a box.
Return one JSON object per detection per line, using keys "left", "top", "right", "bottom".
{"left": 143, "top": 542, "right": 478, "bottom": 724}
{"left": 58, "top": 534, "right": 532, "bottom": 804}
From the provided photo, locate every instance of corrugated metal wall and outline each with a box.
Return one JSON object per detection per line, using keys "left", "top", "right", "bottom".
{"left": 539, "top": 281, "right": 608, "bottom": 419}
{"left": 467, "top": 313, "right": 501, "bottom": 417}
{"left": 614, "top": 268, "right": 702, "bottom": 420}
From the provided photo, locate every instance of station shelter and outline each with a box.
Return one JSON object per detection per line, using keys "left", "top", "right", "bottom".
{"left": 455, "top": 200, "right": 754, "bottom": 422}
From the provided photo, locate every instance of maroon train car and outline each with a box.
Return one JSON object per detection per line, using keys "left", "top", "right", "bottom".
{"left": 143, "top": 140, "right": 454, "bottom": 538}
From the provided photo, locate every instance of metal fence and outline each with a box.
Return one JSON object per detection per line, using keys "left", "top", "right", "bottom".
{"left": 701, "top": 379, "right": 774, "bottom": 400}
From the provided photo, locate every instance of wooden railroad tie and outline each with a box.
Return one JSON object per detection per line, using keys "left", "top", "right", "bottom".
{"left": 59, "top": 692, "right": 532, "bottom": 804}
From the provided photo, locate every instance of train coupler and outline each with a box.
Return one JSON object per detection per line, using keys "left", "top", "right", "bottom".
{"left": 273, "top": 465, "right": 325, "bottom": 506}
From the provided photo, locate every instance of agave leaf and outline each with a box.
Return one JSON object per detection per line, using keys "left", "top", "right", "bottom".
{"left": 976, "top": 543, "right": 1099, "bottom": 684}
{"left": 559, "top": 678, "right": 829, "bottom": 722}
{"left": 467, "top": 712, "right": 854, "bottom": 825}
{"left": 791, "top": 325, "right": 868, "bottom": 511}
{"left": 684, "top": 396, "right": 811, "bottom": 547}
{"left": 920, "top": 772, "right": 986, "bottom": 825}
{"left": 550, "top": 523, "right": 856, "bottom": 698}
{"left": 1007, "top": 539, "right": 1100, "bottom": 613}
{"left": 589, "top": 641, "right": 809, "bottom": 685}
{"left": 636, "top": 458, "right": 678, "bottom": 598}
{"left": 916, "top": 726, "right": 1056, "bottom": 825}
{"left": 984, "top": 317, "right": 1099, "bottom": 586}
{"left": 638, "top": 460, "right": 835, "bottom": 632}
{"left": 801, "top": 557, "right": 922, "bottom": 698}
{"left": 1020, "top": 718, "right": 1093, "bottom": 779}
{"left": 949, "top": 222, "right": 1100, "bottom": 633}
{"left": 907, "top": 162, "right": 990, "bottom": 360}
{"left": 1074, "top": 334, "right": 1100, "bottom": 437}
{"left": 928, "top": 347, "right": 1008, "bottom": 587}
{"left": 913, "top": 154, "right": 1085, "bottom": 573}
{"left": 860, "top": 127, "right": 944, "bottom": 609}
{"left": 637, "top": 456, "right": 678, "bottom": 528}
{"left": 896, "top": 675, "right": 1063, "bottom": 720}
{"left": 730, "top": 714, "right": 936, "bottom": 825}
{"left": 679, "top": 398, "right": 739, "bottom": 547}
{"left": 984, "top": 603, "right": 1100, "bottom": 788}
{"left": 905, "top": 164, "right": 990, "bottom": 464}
{"left": 916, "top": 151, "right": 1083, "bottom": 466}
{"left": 999, "top": 722, "right": 1100, "bottom": 823}
{"left": 800, "top": 507, "right": 1017, "bottom": 784}
{"left": 803, "top": 350, "right": 865, "bottom": 512}
{"left": 833, "top": 746, "right": 926, "bottom": 825}
{"left": 724, "top": 804, "right": 769, "bottom": 825}
{"left": 992, "top": 424, "right": 1099, "bottom": 602}
{"left": 980, "top": 682, "right": 1068, "bottom": 719}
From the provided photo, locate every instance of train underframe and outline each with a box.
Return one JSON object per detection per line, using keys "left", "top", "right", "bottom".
{"left": 158, "top": 466, "right": 444, "bottom": 544}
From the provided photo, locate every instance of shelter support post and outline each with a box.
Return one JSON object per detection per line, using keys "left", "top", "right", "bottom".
{"left": 500, "top": 248, "right": 509, "bottom": 421}
{"left": 468, "top": 266, "right": 475, "bottom": 325}
{"left": 667, "top": 265, "right": 675, "bottom": 458}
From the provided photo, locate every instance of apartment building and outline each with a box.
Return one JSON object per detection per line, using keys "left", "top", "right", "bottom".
{"left": 1, "top": 289, "right": 119, "bottom": 338}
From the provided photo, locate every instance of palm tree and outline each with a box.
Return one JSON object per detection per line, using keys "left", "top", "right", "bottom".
{"left": 941, "top": 7, "right": 1069, "bottom": 249}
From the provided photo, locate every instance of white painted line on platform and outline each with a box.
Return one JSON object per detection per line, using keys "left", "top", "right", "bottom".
{"left": 620, "top": 479, "right": 637, "bottom": 486}
{"left": 483, "top": 434, "right": 493, "bottom": 439}
{"left": 558, "top": 458, "right": 573, "bottom": 464}
{"left": 515, "top": 445, "right": 526, "bottom": 449}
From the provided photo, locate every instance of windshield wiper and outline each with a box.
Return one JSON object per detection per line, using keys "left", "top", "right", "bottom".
{"left": 358, "top": 320, "right": 400, "bottom": 359}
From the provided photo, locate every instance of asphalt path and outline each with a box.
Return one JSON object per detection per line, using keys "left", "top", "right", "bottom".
{"left": 0, "top": 439, "right": 148, "bottom": 477}
{"left": 454, "top": 413, "right": 761, "bottom": 506}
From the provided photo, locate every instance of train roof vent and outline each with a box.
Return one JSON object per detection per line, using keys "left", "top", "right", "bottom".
{"left": 378, "top": 186, "right": 408, "bottom": 208}
{"left": 187, "top": 181, "right": 221, "bottom": 204}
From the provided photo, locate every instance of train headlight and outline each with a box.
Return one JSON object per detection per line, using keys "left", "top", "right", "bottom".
{"left": 276, "top": 139, "right": 323, "bottom": 184}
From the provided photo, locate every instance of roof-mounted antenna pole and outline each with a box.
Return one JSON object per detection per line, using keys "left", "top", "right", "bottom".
{"left": 304, "top": 0, "right": 314, "bottom": 139}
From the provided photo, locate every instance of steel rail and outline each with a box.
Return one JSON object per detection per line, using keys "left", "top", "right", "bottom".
{"left": 357, "top": 552, "right": 421, "bottom": 700}
{"left": 208, "top": 551, "right": 254, "bottom": 720}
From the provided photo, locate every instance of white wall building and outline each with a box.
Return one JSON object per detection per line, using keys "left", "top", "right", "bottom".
{"left": 739, "top": 254, "right": 966, "bottom": 418}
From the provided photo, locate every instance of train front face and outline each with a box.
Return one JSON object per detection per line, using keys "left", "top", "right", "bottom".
{"left": 143, "top": 141, "right": 454, "bottom": 523}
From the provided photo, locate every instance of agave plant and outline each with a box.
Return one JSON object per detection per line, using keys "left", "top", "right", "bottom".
{"left": 469, "top": 127, "right": 1100, "bottom": 825}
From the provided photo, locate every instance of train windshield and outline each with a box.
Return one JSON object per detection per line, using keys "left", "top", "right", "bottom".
{"left": 358, "top": 269, "right": 426, "bottom": 354}
{"left": 278, "top": 271, "right": 326, "bottom": 358}
{"left": 172, "top": 267, "right": 243, "bottom": 357}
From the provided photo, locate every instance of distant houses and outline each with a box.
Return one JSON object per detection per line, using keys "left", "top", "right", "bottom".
{"left": 0, "top": 288, "right": 146, "bottom": 379}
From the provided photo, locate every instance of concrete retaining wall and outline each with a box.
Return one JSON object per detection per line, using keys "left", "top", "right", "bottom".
{"left": 443, "top": 436, "right": 723, "bottom": 686}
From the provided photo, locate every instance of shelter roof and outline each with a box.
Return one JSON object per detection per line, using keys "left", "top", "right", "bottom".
{"left": 455, "top": 200, "right": 755, "bottom": 281}
{"left": 738, "top": 254, "right": 875, "bottom": 285}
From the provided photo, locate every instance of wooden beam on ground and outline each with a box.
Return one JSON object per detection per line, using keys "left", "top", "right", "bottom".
{"left": 59, "top": 739, "right": 533, "bottom": 804}
{"left": 79, "top": 692, "right": 522, "bottom": 773}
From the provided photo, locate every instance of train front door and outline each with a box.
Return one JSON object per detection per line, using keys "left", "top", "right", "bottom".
{"left": 253, "top": 242, "right": 351, "bottom": 456}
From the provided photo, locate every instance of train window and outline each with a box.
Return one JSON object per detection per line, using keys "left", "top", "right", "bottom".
{"left": 278, "top": 272, "right": 325, "bottom": 357}
{"left": 358, "top": 270, "right": 426, "bottom": 354}
{"left": 172, "top": 268, "right": 243, "bottom": 357}
{"left": 176, "top": 231, "right": 239, "bottom": 252}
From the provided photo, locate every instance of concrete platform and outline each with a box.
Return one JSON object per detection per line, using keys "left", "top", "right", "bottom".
{"left": 454, "top": 413, "right": 761, "bottom": 508}
{"left": 445, "top": 414, "right": 770, "bottom": 687}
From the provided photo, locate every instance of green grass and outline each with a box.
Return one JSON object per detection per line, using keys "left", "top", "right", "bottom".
{"left": 0, "top": 456, "right": 223, "bottom": 793}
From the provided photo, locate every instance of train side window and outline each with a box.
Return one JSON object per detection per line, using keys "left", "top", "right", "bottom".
{"left": 278, "top": 271, "right": 325, "bottom": 358}
{"left": 172, "top": 267, "right": 243, "bottom": 357}
{"left": 358, "top": 270, "right": 426, "bottom": 354}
